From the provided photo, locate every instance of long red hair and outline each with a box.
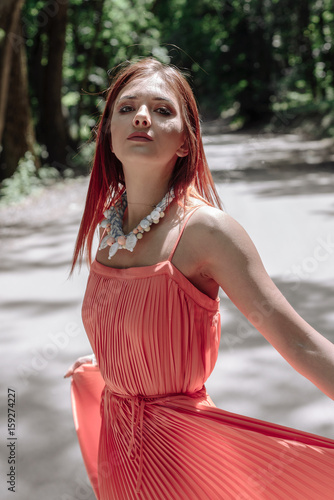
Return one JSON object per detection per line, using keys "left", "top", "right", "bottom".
{"left": 71, "top": 57, "right": 222, "bottom": 272}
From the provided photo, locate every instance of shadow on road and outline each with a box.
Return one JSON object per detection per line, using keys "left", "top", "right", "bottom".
{"left": 212, "top": 165, "right": 334, "bottom": 200}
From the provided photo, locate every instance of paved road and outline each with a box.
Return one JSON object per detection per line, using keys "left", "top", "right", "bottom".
{"left": 1, "top": 131, "right": 333, "bottom": 499}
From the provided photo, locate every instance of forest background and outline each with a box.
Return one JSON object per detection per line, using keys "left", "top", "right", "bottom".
{"left": 1, "top": 0, "right": 334, "bottom": 197}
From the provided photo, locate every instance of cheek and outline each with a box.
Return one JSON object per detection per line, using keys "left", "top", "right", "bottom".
{"left": 110, "top": 124, "right": 119, "bottom": 152}
{"left": 161, "top": 120, "right": 184, "bottom": 139}
{"left": 110, "top": 122, "right": 116, "bottom": 138}
{"left": 110, "top": 114, "right": 121, "bottom": 136}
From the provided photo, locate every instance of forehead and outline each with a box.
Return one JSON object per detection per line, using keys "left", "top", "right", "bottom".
{"left": 117, "top": 74, "right": 180, "bottom": 104}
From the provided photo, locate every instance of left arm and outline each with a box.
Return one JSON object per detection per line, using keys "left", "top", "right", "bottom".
{"left": 192, "top": 207, "right": 334, "bottom": 399}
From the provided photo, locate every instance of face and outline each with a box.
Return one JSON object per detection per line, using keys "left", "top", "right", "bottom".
{"left": 109, "top": 74, "right": 188, "bottom": 177}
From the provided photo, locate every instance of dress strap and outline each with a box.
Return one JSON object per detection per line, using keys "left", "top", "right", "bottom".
{"left": 167, "top": 205, "right": 202, "bottom": 262}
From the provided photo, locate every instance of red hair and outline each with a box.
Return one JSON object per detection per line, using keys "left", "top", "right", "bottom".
{"left": 71, "top": 57, "right": 222, "bottom": 272}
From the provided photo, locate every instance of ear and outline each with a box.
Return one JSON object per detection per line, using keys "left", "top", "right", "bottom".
{"left": 176, "top": 140, "right": 189, "bottom": 158}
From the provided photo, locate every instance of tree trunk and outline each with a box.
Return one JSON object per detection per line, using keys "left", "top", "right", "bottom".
{"left": 0, "top": 0, "right": 37, "bottom": 181}
{"left": 0, "top": 0, "right": 23, "bottom": 144}
{"left": 39, "top": 0, "right": 69, "bottom": 171}
{"left": 238, "top": 0, "right": 274, "bottom": 123}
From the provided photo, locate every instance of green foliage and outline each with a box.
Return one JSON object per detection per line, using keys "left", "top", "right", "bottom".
{"left": 0, "top": 151, "right": 61, "bottom": 205}
{"left": 17, "top": 0, "right": 334, "bottom": 184}
{"left": 154, "top": 0, "right": 334, "bottom": 121}
{"left": 21, "top": 0, "right": 334, "bottom": 123}
{"left": 62, "top": 0, "right": 169, "bottom": 140}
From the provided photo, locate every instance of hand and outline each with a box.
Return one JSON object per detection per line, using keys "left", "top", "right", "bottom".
{"left": 63, "top": 354, "right": 97, "bottom": 378}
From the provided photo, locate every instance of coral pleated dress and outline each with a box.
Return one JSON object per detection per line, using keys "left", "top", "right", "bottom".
{"left": 70, "top": 209, "right": 334, "bottom": 500}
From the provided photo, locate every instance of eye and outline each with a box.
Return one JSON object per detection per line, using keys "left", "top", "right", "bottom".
{"left": 156, "top": 107, "right": 172, "bottom": 116}
{"left": 119, "top": 105, "right": 134, "bottom": 113}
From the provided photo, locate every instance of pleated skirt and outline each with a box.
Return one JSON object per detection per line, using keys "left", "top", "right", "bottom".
{"left": 70, "top": 364, "right": 334, "bottom": 500}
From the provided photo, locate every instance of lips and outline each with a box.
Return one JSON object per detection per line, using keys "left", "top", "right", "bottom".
{"left": 127, "top": 132, "right": 153, "bottom": 142}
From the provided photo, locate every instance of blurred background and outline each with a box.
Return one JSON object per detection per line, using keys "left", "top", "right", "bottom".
{"left": 1, "top": 1, "right": 334, "bottom": 499}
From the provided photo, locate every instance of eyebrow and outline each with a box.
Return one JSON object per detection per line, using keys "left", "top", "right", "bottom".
{"left": 117, "top": 95, "right": 175, "bottom": 105}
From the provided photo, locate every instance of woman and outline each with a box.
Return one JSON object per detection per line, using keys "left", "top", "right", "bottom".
{"left": 64, "top": 57, "right": 334, "bottom": 499}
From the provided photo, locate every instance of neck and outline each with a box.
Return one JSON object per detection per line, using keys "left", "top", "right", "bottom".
{"left": 122, "top": 177, "right": 172, "bottom": 233}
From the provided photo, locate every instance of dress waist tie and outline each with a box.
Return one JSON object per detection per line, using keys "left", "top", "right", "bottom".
{"left": 100, "top": 385, "right": 207, "bottom": 493}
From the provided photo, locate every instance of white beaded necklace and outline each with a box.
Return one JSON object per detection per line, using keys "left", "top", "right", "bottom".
{"left": 99, "top": 187, "right": 175, "bottom": 259}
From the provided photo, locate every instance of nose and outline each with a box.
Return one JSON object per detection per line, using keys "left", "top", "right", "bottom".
{"left": 133, "top": 105, "right": 151, "bottom": 128}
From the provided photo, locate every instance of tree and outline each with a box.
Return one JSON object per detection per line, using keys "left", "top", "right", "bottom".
{"left": 0, "top": 0, "right": 36, "bottom": 181}
{"left": 38, "top": 0, "right": 69, "bottom": 171}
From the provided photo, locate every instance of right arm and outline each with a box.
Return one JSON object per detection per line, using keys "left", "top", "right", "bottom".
{"left": 63, "top": 353, "right": 98, "bottom": 378}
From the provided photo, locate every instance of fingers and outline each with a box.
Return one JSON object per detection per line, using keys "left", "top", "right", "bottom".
{"left": 63, "top": 359, "right": 82, "bottom": 378}
{"left": 63, "top": 356, "right": 95, "bottom": 378}
{"left": 63, "top": 364, "right": 76, "bottom": 378}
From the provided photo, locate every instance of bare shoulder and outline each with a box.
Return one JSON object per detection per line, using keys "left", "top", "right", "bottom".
{"left": 184, "top": 203, "right": 267, "bottom": 282}
{"left": 185, "top": 204, "right": 250, "bottom": 251}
